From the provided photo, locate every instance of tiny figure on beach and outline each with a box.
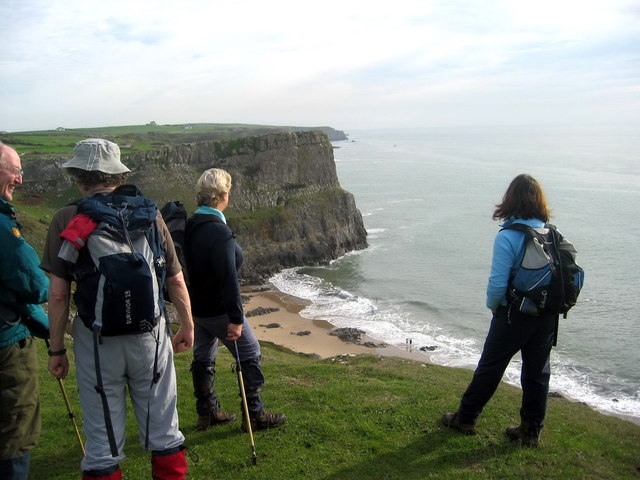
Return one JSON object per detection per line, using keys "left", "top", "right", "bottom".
{"left": 184, "top": 168, "right": 285, "bottom": 432}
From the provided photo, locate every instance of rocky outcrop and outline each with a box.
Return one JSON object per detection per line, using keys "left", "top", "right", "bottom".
{"left": 21, "top": 131, "right": 367, "bottom": 283}
{"left": 127, "top": 131, "right": 342, "bottom": 211}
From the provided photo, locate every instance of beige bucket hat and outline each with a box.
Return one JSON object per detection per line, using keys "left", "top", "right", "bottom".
{"left": 62, "top": 138, "right": 131, "bottom": 174}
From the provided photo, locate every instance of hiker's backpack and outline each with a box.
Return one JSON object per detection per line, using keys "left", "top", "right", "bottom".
{"left": 159, "top": 201, "right": 188, "bottom": 301}
{"left": 71, "top": 185, "right": 167, "bottom": 457}
{"left": 504, "top": 223, "right": 584, "bottom": 318}
{"left": 72, "top": 185, "right": 166, "bottom": 336}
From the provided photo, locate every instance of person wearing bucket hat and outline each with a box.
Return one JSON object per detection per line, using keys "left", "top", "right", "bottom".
{"left": 42, "top": 139, "right": 194, "bottom": 480}
{"left": 62, "top": 139, "right": 131, "bottom": 174}
{"left": 0, "top": 143, "right": 50, "bottom": 480}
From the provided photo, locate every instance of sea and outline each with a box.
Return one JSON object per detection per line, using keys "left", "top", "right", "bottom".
{"left": 268, "top": 125, "right": 640, "bottom": 424}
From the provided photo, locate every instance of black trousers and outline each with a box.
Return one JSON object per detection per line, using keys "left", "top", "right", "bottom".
{"left": 458, "top": 305, "right": 557, "bottom": 429}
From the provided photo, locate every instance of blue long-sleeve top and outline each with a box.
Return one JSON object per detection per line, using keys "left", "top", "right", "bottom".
{"left": 486, "top": 217, "right": 546, "bottom": 310}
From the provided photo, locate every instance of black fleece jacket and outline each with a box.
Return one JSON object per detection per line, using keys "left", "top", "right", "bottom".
{"left": 184, "top": 213, "right": 244, "bottom": 324}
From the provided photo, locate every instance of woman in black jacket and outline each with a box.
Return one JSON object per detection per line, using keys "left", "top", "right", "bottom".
{"left": 185, "top": 168, "right": 285, "bottom": 432}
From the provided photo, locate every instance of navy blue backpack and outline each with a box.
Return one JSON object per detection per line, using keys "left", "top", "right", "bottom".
{"left": 73, "top": 185, "right": 166, "bottom": 336}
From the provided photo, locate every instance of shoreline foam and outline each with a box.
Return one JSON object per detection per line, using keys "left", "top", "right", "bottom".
{"left": 243, "top": 284, "right": 640, "bottom": 427}
{"left": 244, "top": 286, "right": 431, "bottom": 363}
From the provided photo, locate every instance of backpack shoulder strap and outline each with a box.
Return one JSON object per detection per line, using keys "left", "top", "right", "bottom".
{"left": 543, "top": 223, "right": 565, "bottom": 270}
{"left": 503, "top": 222, "right": 553, "bottom": 246}
{"left": 501, "top": 222, "right": 533, "bottom": 234}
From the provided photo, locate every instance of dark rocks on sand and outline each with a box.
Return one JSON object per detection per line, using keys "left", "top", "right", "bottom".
{"left": 419, "top": 345, "right": 438, "bottom": 352}
{"left": 246, "top": 306, "right": 280, "bottom": 317}
{"left": 258, "top": 323, "right": 281, "bottom": 329}
{"left": 362, "top": 341, "right": 386, "bottom": 349}
{"left": 329, "top": 327, "right": 366, "bottom": 344}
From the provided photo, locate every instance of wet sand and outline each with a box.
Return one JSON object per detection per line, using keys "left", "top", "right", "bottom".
{"left": 243, "top": 287, "right": 431, "bottom": 363}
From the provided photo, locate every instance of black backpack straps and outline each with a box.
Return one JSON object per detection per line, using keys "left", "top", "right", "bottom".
{"left": 546, "top": 223, "right": 564, "bottom": 253}
{"left": 502, "top": 222, "right": 543, "bottom": 241}
{"left": 504, "top": 222, "right": 552, "bottom": 251}
{"left": 502, "top": 222, "right": 528, "bottom": 233}
{"left": 145, "top": 322, "right": 163, "bottom": 451}
{"left": 92, "top": 325, "right": 119, "bottom": 458}
{"left": 545, "top": 224, "right": 569, "bottom": 321}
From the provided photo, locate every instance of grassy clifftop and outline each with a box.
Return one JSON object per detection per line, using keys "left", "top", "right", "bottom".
{"left": 32, "top": 340, "right": 640, "bottom": 479}
{"left": 0, "top": 122, "right": 348, "bottom": 157}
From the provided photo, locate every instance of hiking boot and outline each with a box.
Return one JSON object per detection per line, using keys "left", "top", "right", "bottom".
{"left": 441, "top": 412, "right": 477, "bottom": 435}
{"left": 505, "top": 425, "right": 539, "bottom": 447}
{"left": 195, "top": 411, "right": 236, "bottom": 431}
{"left": 242, "top": 410, "right": 286, "bottom": 432}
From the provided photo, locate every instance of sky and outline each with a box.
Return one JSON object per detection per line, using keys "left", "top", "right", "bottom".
{"left": 1, "top": 0, "right": 639, "bottom": 132}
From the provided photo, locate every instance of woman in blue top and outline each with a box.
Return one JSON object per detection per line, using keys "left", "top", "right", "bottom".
{"left": 441, "top": 174, "right": 557, "bottom": 447}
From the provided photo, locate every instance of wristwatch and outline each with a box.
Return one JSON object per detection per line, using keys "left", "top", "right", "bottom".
{"left": 47, "top": 347, "right": 67, "bottom": 357}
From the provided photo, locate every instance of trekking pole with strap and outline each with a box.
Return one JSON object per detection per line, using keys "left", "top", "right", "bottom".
{"left": 45, "top": 339, "right": 86, "bottom": 456}
{"left": 233, "top": 340, "right": 257, "bottom": 465}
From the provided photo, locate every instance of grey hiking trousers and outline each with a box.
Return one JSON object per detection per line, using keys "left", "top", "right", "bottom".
{"left": 72, "top": 316, "right": 185, "bottom": 471}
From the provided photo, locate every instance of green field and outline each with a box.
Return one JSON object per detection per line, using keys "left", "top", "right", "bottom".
{"left": 1, "top": 123, "right": 344, "bottom": 158}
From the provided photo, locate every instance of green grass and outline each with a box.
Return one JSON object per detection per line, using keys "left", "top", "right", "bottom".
{"left": 6, "top": 195, "right": 55, "bottom": 255}
{"left": 1, "top": 123, "right": 335, "bottom": 159}
{"left": 31, "top": 339, "right": 640, "bottom": 479}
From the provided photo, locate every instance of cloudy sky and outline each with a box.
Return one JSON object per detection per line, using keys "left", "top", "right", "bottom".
{"left": 1, "top": 0, "right": 639, "bottom": 132}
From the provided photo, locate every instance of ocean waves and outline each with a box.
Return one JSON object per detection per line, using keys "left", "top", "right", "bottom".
{"left": 269, "top": 268, "right": 640, "bottom": 424}
{"left": 266, "top": 125, "right": 640, "bottom": 425}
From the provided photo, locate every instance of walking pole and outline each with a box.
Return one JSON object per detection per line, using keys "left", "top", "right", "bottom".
{"left": 45, "top": 339, "right": 86, "bottom": 456}
{"left": 233, "top": 340, "right": 258, "bottom": 465}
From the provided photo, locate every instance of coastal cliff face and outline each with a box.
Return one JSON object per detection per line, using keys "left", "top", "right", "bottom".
{"left": 22, "top": 131, "right": 368, "bottom": 283}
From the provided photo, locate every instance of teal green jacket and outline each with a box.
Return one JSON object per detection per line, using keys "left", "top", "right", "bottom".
{"left": 0, "top": 199, "right": 49, "bottom": 347}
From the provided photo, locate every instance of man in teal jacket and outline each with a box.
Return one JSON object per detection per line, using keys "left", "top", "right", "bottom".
{"left": 0, "top": 143, "right": 50, "bottom": 480}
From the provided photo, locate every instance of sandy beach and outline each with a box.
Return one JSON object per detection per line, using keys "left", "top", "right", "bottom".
{"left": 243, "top": 286, "right": 431, "bottom": 363}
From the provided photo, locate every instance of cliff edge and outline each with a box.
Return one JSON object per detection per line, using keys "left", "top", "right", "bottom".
{"left": 21, "top": 130, "right": 367, "bottom": 283}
